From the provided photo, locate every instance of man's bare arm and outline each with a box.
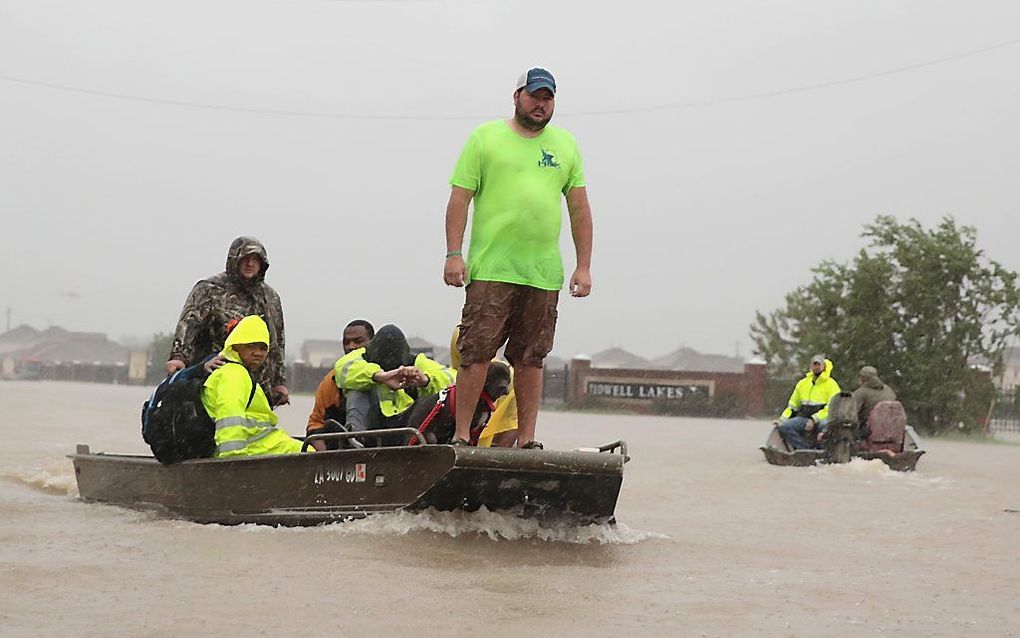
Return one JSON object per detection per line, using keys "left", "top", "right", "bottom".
{"left": 443, "top": 186, "right": 475, "bottom": 287}
{"left": 565, "top": 186, "right": 593, "bottom": 297}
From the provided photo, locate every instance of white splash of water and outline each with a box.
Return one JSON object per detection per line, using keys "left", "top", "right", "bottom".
{"left": 5, "top": 465, "right": 79, "bottom": 497}
{"left": 238, "top": 507, "right": 668, "bottom": 545}
{"left": 807, "top": 457, "right": 897, "bottom": 476}
{"left": 806, "top": 457, "right": 952, "bottom": 486}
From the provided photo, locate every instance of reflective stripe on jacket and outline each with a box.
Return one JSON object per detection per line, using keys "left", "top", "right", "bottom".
{"left": 334, "top": 348, "right": 456, "bottom": 417}
{"left": 780, "top": 358, "right": 842, "bottom": 422}
{"left": 201, "top": 315, "right": 301, "bottom": 457}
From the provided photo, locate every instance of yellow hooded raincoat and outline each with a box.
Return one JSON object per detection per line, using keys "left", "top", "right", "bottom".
{"left": 201, "top": 315, "right": 304, "bottom": 457}
{"left": 779, "top": 358, "right": 842, "bottom": 422}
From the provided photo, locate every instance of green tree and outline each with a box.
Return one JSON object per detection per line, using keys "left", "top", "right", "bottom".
{"left": 750, "top": 215, "right": 1020, "bottom": 434}
{"left": 148, "top": 332, "right": 174, "bottom": 367}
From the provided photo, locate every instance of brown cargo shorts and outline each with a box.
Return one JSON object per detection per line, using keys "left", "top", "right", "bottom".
{"left": 457, "top": 280, "right": 560, "bottom": 368}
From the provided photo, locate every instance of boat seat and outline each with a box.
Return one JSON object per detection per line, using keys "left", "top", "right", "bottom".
{"left": 862, "top": 400, "right": 907, "bottom": 453}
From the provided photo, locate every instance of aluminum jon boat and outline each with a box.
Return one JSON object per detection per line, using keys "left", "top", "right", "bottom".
{"left": 70, "top": 428, "right": 629, "bottom": 526}
{"left": 759, "top": 424, "right": 925, "bottom": 471}
{"left": 760, "top": 396, "right": 926, "bottom": 472}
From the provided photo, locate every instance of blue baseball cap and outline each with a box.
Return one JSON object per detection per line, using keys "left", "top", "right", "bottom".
{"left": 515, "top": 67, "right": 556, "bottom": 95}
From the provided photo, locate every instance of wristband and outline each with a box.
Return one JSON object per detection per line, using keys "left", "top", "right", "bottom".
{"left": 445, "top": 250, "right": 462, "bottom": 258}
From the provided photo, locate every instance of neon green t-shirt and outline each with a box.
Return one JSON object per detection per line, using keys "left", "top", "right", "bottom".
{"left": 450, "top": 120, "right": 585, "bottom": 291}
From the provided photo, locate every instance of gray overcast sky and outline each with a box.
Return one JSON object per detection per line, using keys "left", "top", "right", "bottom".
{"left": 1, "top": 0, "right": 1018, "bottom": 361}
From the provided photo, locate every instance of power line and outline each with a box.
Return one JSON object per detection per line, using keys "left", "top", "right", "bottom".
{"left": 574, "top": 36, "right": 1020, "bottom": 116}
{"left": 0, "top": 73, "right": 466, "bottom": 121}
{"left": 0, "top": 36, "right": 1017, "bottom": 120}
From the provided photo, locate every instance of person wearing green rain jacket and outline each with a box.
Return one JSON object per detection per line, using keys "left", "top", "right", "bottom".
{"left": 334, "top": 324, "right": 456, "bottom": 443}
{"left": 201, "top": 315, "right": 305, "bottom": 457}
{"left": 774, "top": 354, "right": 842, "bottom": 450}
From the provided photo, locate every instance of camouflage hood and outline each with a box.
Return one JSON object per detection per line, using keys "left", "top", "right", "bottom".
{"left": 225, "top": 236, "right": 270, "bottom": 285}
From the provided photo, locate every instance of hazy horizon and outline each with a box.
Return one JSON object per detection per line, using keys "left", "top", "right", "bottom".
{"left": 3, "top": 1, "right": 1018, "bottom": 361}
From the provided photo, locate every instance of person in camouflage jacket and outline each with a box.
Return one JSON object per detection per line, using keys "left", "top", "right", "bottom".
{"left": 166, "top": 236, "right": 289, "bottom": 405}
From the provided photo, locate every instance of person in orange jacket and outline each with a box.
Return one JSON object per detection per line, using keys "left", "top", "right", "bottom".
{"left": 305, "top": 320, "right": 374, "bottom": 451}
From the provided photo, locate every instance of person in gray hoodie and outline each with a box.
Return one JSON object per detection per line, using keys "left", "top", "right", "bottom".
{"left": 852, "top": 366, "right": 897, "bottom": 438}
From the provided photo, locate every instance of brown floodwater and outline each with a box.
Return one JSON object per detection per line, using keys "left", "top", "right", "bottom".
{"left": 1, "top": 381, "right": 1018, "bottom": 637}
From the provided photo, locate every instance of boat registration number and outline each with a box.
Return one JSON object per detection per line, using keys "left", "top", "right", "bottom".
{"left": 314, "top": 463, "right": 367, "bottom": 485}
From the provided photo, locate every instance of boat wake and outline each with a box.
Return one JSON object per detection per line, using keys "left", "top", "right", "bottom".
{"left": 2, "top": 462, "right": 79, "bottom": 497}
{"left": 806, "top": 457, "right": 951, "bottom": 486}
{"left": 240, "top": 507, "right": 668, "bottom": 545}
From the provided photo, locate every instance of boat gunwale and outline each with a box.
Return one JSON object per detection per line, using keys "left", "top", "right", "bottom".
{"left": 759, "top": 424, "right": 926, "bottom": 471}
{"left": 68, "top": 442, "right": 628, "bottom": 476}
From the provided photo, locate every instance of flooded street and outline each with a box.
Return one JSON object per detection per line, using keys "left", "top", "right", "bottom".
{"left": 1, "top": 380, "right": 1018, "bottom": 637}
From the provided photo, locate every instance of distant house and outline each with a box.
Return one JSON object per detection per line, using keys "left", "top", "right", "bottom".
{"left": 996, "top": 346, "right": 1020, "bottom": 388}
{"left": 408, "top": 336, "right": 443, "bottom": 363}
{"left": 573, "top": 345, "right": 744, "bottom": 373}
{"left": 12, "top": 328, "right": 130, "bottom": 365}
{"left": 300, "top": 339, "right": 341, "bottom": 367}
{"left": 544, "top": 354, "right": 567, "bottom": 370}
{"left": 589, "top": 347, "right": 650, "bottom": 369}
{"left": 0, "top": 324, "right": 40, "bottom": 356}
{"left": 300, "top": 336, "right": 446, "bottom": 367}
{"left": 650, "top": 347, "right": 746, "bottom": 373}
{"left": 0, "top": 324, "right": 131, "bottom": 379}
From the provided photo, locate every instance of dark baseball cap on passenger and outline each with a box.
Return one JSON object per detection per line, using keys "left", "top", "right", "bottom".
{"left": 516, "top": 67, "right": 556, "bottom": 95}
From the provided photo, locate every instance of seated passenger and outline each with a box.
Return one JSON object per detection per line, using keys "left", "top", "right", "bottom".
{"left": 306, "top": 320, "right": 375, "bottom": 451}
{"left": 335, "top": 324, "right": 455, "bottom": 444}
{"left": 201, "top": 315, "right": 305, "bottom": 457}
{"left": 851, "top": 366, "right": 897, "bottom": 439}
{"left": 773, "top": 354, "right": 841, "bottom": 450}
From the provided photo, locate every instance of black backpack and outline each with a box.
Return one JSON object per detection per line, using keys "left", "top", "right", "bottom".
{"left": 141, "top": 357, "right": 254, "bottom": 464}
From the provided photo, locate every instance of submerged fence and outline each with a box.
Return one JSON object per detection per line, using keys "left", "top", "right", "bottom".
{"left": 990, "top": 386, "right": 1020, "bottom": 434}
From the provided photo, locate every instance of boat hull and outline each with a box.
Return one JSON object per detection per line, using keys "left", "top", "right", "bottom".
{"left": 759, "top": 425, "right": 925, "bottom": 472}
{"left": 70, "top": 443, "right": 626, "bottom": 526}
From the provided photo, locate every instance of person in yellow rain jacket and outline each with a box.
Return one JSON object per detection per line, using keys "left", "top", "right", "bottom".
{"left": 774, "top": 354, "right": 842, "bottom": 450}
{"left": 450, "top": 325, "right": 518, "bottom": 447}
{"left": 335, "top": 324, "right": 456, "bottom": 443}
{"left": 201, "top": 315, "right": 305, "bottom": 457}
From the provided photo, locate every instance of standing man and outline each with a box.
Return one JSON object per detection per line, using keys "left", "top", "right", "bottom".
{"left": 166, "top": 236, "right": 289, "bottom": 406}
{"left": 442, "top": 67, "right": 593, "bottom": 449}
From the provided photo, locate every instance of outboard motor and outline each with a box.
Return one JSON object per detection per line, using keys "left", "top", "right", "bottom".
{"left": 821, "top": 392, "right": 857, "bottom": 464}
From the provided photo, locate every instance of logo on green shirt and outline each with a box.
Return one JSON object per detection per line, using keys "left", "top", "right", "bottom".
{"left": 449, "top": 120, "right": 585, "bottom": 291}
{"left": 538, "top": 148, "right": 560, "bottom": 168}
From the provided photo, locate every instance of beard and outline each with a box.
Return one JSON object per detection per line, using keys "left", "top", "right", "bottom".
{"left": 514, "top": 103, "right": 552, "bottom": 131}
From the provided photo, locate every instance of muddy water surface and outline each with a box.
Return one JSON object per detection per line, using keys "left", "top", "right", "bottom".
{"left": 1, "top": 381, "right": 1018, "bottom": 637}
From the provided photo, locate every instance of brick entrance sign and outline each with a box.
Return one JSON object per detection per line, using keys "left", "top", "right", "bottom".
{"left": 568, "top": 357, "right": 766, "bottom": 416}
